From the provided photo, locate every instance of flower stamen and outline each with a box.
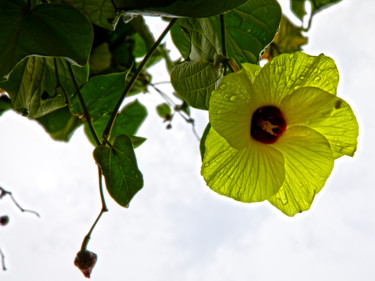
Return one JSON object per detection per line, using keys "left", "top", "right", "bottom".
{"left": 251, "top": 106, "right": 286, "bottom": 144}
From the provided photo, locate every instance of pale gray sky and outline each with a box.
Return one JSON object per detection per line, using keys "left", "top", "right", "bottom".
{"left": 1, "top": 0, "right": 375, "bottom": 280}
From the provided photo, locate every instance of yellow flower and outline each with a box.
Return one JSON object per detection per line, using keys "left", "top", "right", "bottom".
{"left": 201, "top": 52, "right": 359, "bottom": 216}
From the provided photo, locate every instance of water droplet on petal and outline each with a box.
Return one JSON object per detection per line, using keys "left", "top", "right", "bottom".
{"left": 314, "top": 76, "right": 321, "bottom": 83}
{"left": 230, "top": 96, "right": 237, "bottom": 102}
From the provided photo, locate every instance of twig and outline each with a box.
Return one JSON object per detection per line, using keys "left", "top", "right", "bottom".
{"left": 0, "top": 247, "right": 6, "bottom": 271}
{"left": 0, "top": 187, "right": 40, "bottom": 217}
{"left": 102, "top": 18, "right": 177, "bottom": 143}
{"left": 149, "top": 84, "right": 200, "bottom": 141}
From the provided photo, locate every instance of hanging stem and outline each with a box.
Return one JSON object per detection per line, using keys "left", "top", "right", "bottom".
{"left": 80, "top": 167, "right": 108, "bottom": 251}
{"left": 66, "top": 62, "right": 101, "bottom": 146}
{"left": 102, "top": 18, "right": 177, "bottom": 143}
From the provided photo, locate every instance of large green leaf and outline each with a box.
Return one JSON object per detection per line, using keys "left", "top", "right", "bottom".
{"left": 0, "top": 0, "right": 93, "bottom": 78}
{"left": 94, "top": 135, "right": 143, "bottom": 207}
{"left": 0, "top": 57, "right": 89, "bottom": 118}
{"left": 116, "top": 0, "right": 247, "bottom": 18}
{"left": 171, "top": 61, "right": 223, "bottom": 110}
{"left": 70, "top": 72, "right": 128, "bottom": 121}
{"left": 85, "top": 99, "right": 147, "bottom": 146}
{"left": 170, "top": 18, "right": 224, "bottom": 110}
{"left": 58, "top": 0, "right": 116, "bottom": 30}
{"left": 212, "top": 0, "right": 281, "bottom": 65}
{"left": 36, "top": 106, "right": 82, "bottom": 142}
{"left": 291, "top": 0, "right": 342, "bottom": 21}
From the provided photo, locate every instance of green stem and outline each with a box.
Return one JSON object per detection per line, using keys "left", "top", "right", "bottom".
{"left": 220, "top": 14, "right": 227, "bottom": 58}
{"left": 80, "top": 168, "right": 108, "bottom": 251}
{"left": 109, "top": 0, "right": 118, "bottom": 10}
{"left": 102, "top": 18, "right": 177, "bottom": 142}
{"left": 220, "top": 14, "right": 228, "bottom": 75}
{"left": 66, "top": 62, "right": 101, "bottom": 146}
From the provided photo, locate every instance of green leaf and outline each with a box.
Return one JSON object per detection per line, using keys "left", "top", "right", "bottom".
{"left": 171, "top": 61, "right": 223, "bottom": 110}
{"left": 70, "top": 72, "right": 128, "bottom": 121}
{"left": 84, "top": 99, "right": 147, "bottom": 146}
{"left": 268, "top": 126, "right": 334, "bottom": 216}
{"left": 36, "top": 106, "right": 82, "bottom": 142}
{"left": 58, "top": 0, "right": 116, "bottom": 30}
{"left": 156, "top": 103, "right": 172, "bottom": 119}
{"left": 262, "top": 16, "right": 308, "bottom": 60}
{"left": 0, "top": 95, "right": 12, "bottom": 116}
{"left": 291, "top": 0, "right": 342, "bottom": 21}
{"left": 94, "top": 135, "right": 143, "bottom": 207}
{"left": 89, "top": 43, "right": 112, "bottom": 75}
{"left": 199, "top": 123, "right": 211, "bottom": 161}
{"left": 0, "top": 0, "right": 93, "bottom": 78}
{"left": 117, "top": 0, "right": 247, "bottom": 18}
{"left": 213, "top": 0, "right": 282, "bottom": 65}
{"left": 201, "top": 127, "right": 285, "bottom": 202}
{"left": 0, "top": 57, "right": 89, "bottom": 118}
{"left": 170, "top": 19, "right": 190, "bottom": 59}
{"left": 170, "top": 18, "right": 224, "bottom": 110}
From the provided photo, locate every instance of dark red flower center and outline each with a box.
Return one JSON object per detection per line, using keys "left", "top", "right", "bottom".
{"left": 250, "top": 106, "right": 286, "bottom": 144}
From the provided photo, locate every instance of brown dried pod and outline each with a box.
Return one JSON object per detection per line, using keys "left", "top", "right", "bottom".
{"left": 74, "top": 250, "right": 97, "bottom": 278}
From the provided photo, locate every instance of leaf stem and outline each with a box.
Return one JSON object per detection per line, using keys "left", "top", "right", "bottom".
{"left": 80, "top": 168, "right": 108, "bottom": 251}
{"left": 66, "top": 62, "right": 101, "bottom": 146}
{"left": 102, "top": 18, "right": 177, "bottom": 143}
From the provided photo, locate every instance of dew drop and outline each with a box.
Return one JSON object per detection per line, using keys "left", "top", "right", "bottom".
{"left": 230, "top": 96, "right": 237, "bottom": 102}
{"left": 276, "top": 191, "right": 288, "bottom": 205}
{"left": 293, "top": 85, "right": 299, "bottom": 91}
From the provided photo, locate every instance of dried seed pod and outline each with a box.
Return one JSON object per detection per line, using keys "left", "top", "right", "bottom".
{"left": 74, "top": 250, "right": 97, "bottom": 278}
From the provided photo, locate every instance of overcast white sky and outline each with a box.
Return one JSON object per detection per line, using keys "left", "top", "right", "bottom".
{"left": 1, "top": 0, "right": 375, "bottom": 280}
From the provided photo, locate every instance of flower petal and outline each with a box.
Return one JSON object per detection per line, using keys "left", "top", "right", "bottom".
{"left": 268, "top": 126, "right": 334, "bottom": 216}
{"left": 280, "top": 87, "right": 359, "bottom": 159}
{"left": 201, "top": 127, "right": 285, "bottom": 202}
{"left": 254, "top": 52, "right": 339, "bottom": 105}
{"left": 209, "top": 64, "right": 262, "bottom": 149}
